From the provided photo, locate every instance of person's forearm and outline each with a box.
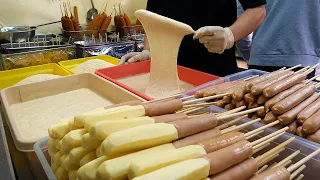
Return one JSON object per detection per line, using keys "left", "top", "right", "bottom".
{"left": 229, "top": 5, "right": 266, "bottom": 42}
{"left": 143, "top": 35, "right": 150, "bottom": 51}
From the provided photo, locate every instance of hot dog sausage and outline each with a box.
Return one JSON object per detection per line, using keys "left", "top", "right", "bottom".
{"left": 302, "top": 109, "right": 320, "bottom": 134}
{"left": 296, "top": 126, "right": 307, "bottom": 138}
{"left": 287, "top": 121, "right": 297, "bottom": 134}
{"left": 169, "top": 114, "right": 218, "bottom": 138}
{"left": 297, "top": 97, "right": 320, "bottom": 124}
{"left": 231, "top": 99, "right": 238, "bottom": 106}
{"left": 244, "top": 93, "right": 257, "bottom": 105}
{"left": 250, "top": 71, "right": 294, "bottom": 96}
{"left": 66, "top": 17, "right": 75, "bottom": 31}
{"left": 123, "top": 13, "right": 132, "bottom": 26}
{"left": 143, "top": 99, "right": 183, "bottom": 116}
{"left": 272, "top": 84, "right": 316, "bottom": 114}
{"left": 251, "top": 113, "right": 260, "bottom": 120}
{"left": 195, "top": 81, "right": 240, "bottom": 98}
{"left": 278, "top": 93, "right": 319, "bottom": 125}
{"left": 257, "top": 95, "right": 268, "bottom": 105}
{"left": 263, "top": 73, "right": 307, "bottom": 98}
{"left": 92, "top": 14, "right": 104, "bottom": 30}
{"left": 236, "top": 100, "right": 248, "bottom": 108}
{"left": 245, "top": 69, "right": 286, "bottom": 92}
{"left": 264, "top": 84, "right": 305, "bottom": 112}
{"left": 172, "top": 128, "right": 222, "bottom": 148}
{"left": 205, "top": 80, "right": 245, "bottom": 97}
{"left": 248, "top": 103, "right": 259, "bottom": 110}
{"left": 105, "top": 100, "right": 142, "bottom": 109}
{"left": 153, "top": 113, "right": 187, "bottom": 123}
{"left": 232, "top": 87, "right": 246, "bottom": 101}
{"left": 204, "top": 140, "right": 253, "bottom": 175}
{"left": 72, "top": 18, "right": 81, "bottom": 31}
{"left": 307, "top": 129, "right": 320, "bottom": 143}
{"left": 224, "top": 104, "right": 235, "bottom": 111}
{"left": 215, "top": 100, "right": 226, "bottom": 108}
{"left": 210, "top": 158, "right": 258, "bottom": 180}
{"left": 249, "top": 166, "right": 290, "bottom": 180}
{"left": 198, "top": 132, "right": 245, "bottom": 153}
{"left": 257, "top": 108, "right": 267, "bottom": 117}
{"left": 222, "top": 96, "right": 232, "bottom": 104}
{"left": 262, "top": 112, "right": 278, "bottom": 124}
{"left": 100, "top": 16, "right": 112, "bottom": 33}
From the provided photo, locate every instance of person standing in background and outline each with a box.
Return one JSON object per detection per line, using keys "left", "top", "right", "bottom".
{"left": 236, "top": 0, "right": 253, "bottom": 63}
{"left": 249, "top": 0, "right": 320, "bottom": 77}
{"left": 120, "top": 0, "right": 266, "bottom": 77}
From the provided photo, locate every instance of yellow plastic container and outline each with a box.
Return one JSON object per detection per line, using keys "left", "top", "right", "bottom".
{"left": 0, "top": 63, "right": 71, "bottom": 90}
{"left": 58, "top": 55, "right": 119, "bottom": 74}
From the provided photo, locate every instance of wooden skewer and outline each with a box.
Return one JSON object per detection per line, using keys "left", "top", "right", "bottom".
{"left": 216, "top": 115, "right": 248, "bottom": 130}
{"left": 267, "top": 162, "right": 278, "bottom": 170}
{"left": 183, "top": 93, "right": 230, "bottom": 105}
{"left": 187, "top": 112, "right": 210, "bottom": 117}
{"left": 220, "top": 118, "right": 261, "bottom": 134}
{"left": 287, "top": 148, "right": 320, "bottom": 173}
{"left": 177, "top": 106, "right": 198, "bottom": 113}
{"left": 244, "top": 75, "right": 259, "bottom": 81}
{"left": 310, "top": 63, "right": 320, "bottom": 70}
{"left": 253, "top": 132, "right": 285, "bottom": 151}
{"left": 180, "top": 95, "right": 195, "bottom": 101}
{"left": 252, "top": 143, "right": 270, "bottom": 155}
{"left": 217, "top": 106, "right": 246, "bottom": 117}
{"left": 274, "top": 150, "right": 300, "bottom": 168}
{"left": 184, "top": 106, "right": 207, "bottom": 115}
{"left": 99, "top": 33, "right": 103, "bottom": 44}
{"left": 92, "top": 34, "right": 95, "bottom": 44}
{"left": 246, "top": 130, "right": 264, "bottom": 140}
{"left": 305, "top": 68, "right": 315, "bottom": 75}
{"left": 295, "top": 66, "right": 310, "bottom": 74}
{"left": 105, "top": 33, "right": 108, "bottom": 43}
{"left": 296, "top": 174, "right": 304, "bottom": 180}
{"left": 259, "top": 153, "right": 281, "bottom": 168}
{"left": 217, "top": 107, "right": 264, "bottom": 121}
{"left": 220, "top": 125, "right": 237, "bottom": 132}
{"left": 305, "top": 73, "right": 320, "bottom": 83}
{"left": 256, "top": 165, "right": 269, "bottom": 174}
{"left": 287, "top": 64, "right": 302, "bottom": 71}
{"left": 183, "top": 102, "right": 216, "bottom": 108}
{"left": 315, "top": 83, "right": 320, "bottom": 89}
{"left": 251, "top": 127, "right": 289, "bottom": 147}
{"left": 147, "top": 93, "right": 183, "bottom": 104}
{"left": 255, "top": 137, "right": 295, "bottom": 164}
{"left": 245, "top": 120, "right": 280, "bottom": 137}
{"left": 283, "top": 160, "right": 292, "bottom": 168}
{"left": 10, "top": 37, "right": 13, "bottom": 48}
{"left": 290, "top": 165, "right": 306, "bottom": 180}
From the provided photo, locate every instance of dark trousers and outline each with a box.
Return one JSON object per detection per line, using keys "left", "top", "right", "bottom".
{"left": 249, "top": 65, "right": 315, "bottom": 79}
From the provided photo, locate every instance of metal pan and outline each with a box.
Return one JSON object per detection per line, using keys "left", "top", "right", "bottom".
{"left": 0, "top": 21, "right": 60, "bottom": 44}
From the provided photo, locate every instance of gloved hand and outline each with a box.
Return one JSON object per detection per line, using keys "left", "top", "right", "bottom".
{"left": 193, "top": 26, "right": 234, "bottom": 54}
{"left": 119, "top": 50, "right": 151, "bottom": 65}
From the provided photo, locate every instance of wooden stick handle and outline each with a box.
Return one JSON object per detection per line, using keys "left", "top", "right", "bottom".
{"left": 256, "top": 165, "right": 269, "bottom": 174}
{"left": 251, "top": 127, "right": 289, "bottom": 146}
{"left": 255, "top": 137, "right": 295, "bottom": 163}
{"left": 286, "top": 64, "right": 302, "bottom": 71}
{"left": 217, "top": 107, "right": 264, "bottom": 121}
{"left": 180, "top": 95, "right": 195, "bottom": 101}
{"left": 310, "top": 63, "right": 320, "bottom": 70}
{"left": 253, "top": 143, "right": 270, "bottom": 154}
{"left": 305, "top": 73, "right": 320, "bottom": 83}
{"left": 274, "top": 150, "right": 300, "bottom": 168}
{"left": 290, "top": 165, "right": 306, "bottom": 180}
{"left": 244, "top": 75, "right": 259, "bottom": 81}
{"left": 147, "top": 93, "right": 182, "bottom": 103}
{"left": 296, "top": 174, "right": 304, "bottom": 180}
{"left": 259, "top": 152, "right": 281, "bottom": 168}
{"left": 245, "top": 120, "right": 279, "bottom": 137}
{"left": 221, "top": 118, "right": 261, "bottom": 134}
{"left": 246, "top": 130, "right": 264, "bottom": 140}
{"left": 283, "top": 160, "right": 292, "bottom": 168}
{"left": 295, "top": 66, "right": 310, "bottom": 74}
{"left": 183, "top": 93, "right": 230, "bottom": 105}
{"left": 287, "top": 148, "right": 320, "bottom": 173}
{"left": 252, "top": 132, "right": 285, "bottom": 149}
{"left": 217, "top": 106, "right": 246, "bottom": 117}
{"left": 216, "top": 115, "right": 248, "bottom": 130}
{"left": 184, "top": 102, "right": 216, "bottom": 108}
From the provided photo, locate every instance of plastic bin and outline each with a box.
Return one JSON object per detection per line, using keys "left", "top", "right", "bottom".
{"left": 0, "top": 63, "right": 71, "bottom": 90}
{"left": 58, "top": 55, "right": 119, "bottom": 74}
{"left": 34, "top": 105, "right": 320, "bottom": 180}
{"left": 96, "top": 60, "right": 219, "bottom": 100}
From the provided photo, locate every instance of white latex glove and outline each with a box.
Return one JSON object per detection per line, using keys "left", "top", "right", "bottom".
{"left": 193, "top": 26, "right": 234, "bottom": 54}
{"left": 119, "top": 50, "right": 151, "bottom": 65}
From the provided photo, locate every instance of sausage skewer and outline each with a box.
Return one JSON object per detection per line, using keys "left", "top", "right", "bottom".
{"left": 290, "top": 165, "right": 306, "bottom": 180}
{"left": 297, "top": 96, "right": 320, "bottom": 124}
{"left": 273, "top": 150, "right": 300, "bottom": 168}
{"left": 250, "top": 148, "right": 320, "bottom": 180}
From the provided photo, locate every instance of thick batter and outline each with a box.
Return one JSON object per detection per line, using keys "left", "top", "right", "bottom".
{"left": 118, "top": 73, "right": 194, "bottom": 94}
{"left": 135, "top": 10, "right": 194, "bottom": 99}
{"left": 10, "top": 88, "right": 111, "bottom": 141}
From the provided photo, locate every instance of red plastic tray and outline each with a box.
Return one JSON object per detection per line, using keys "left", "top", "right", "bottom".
{"left": 95, "top": 61, "right": 219, "bottom": 100}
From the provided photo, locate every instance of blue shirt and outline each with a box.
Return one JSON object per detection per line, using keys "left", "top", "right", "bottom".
{"left": 249, "top": 0, "right": 320, "bottom": 67}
